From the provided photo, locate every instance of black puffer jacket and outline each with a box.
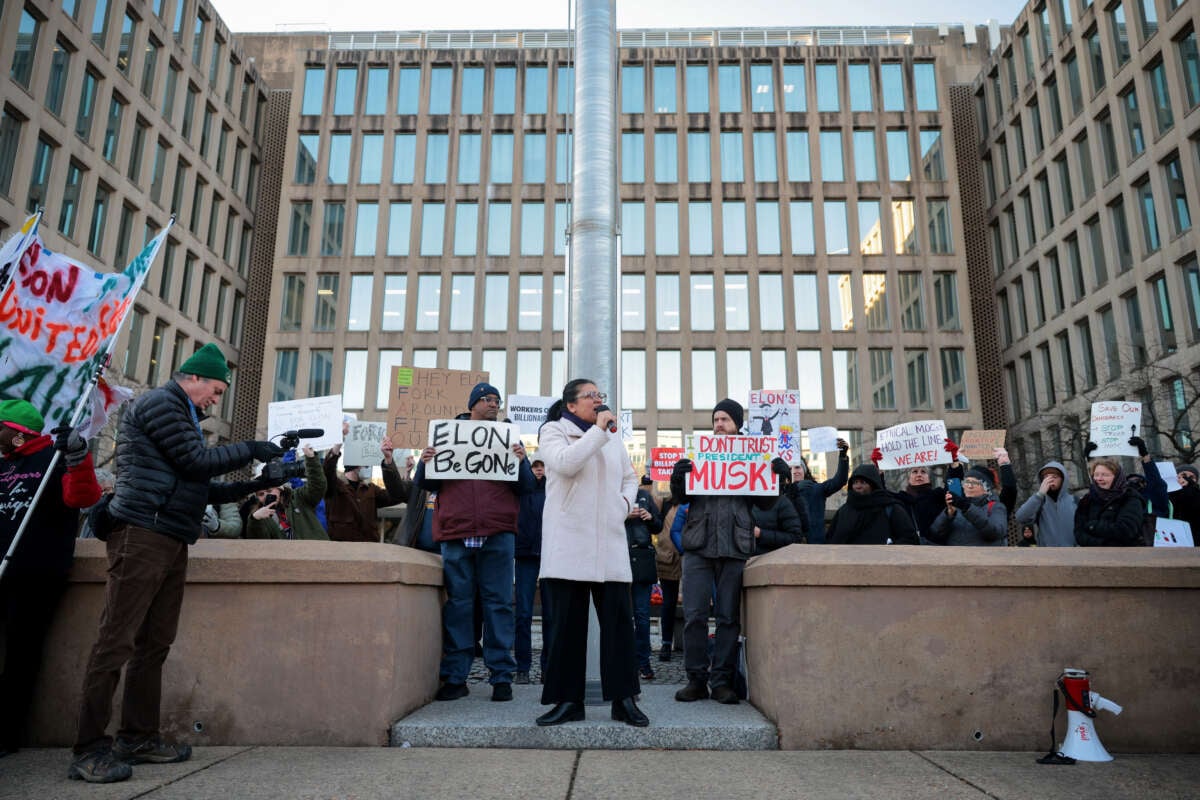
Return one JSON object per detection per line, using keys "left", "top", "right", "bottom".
{"left": 109, "top": 380, "right": 256, "bottom": 544}
{"left": 751, "top": 494, "right": 806, "bottom": 553}
{"left": 1074, "top": 488, "right": 1145, "bottom": 546}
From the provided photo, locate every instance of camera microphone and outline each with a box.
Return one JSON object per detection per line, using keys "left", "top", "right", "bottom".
{"left": 283, "top": 428, "right": 325, "bottom": 440}
{"left": 595, "top": 405, "right": 618, "bottom": 434}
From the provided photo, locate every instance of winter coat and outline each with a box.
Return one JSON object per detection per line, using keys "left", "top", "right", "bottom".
{"left": 894, "top": 462, "right": 966, "bottom": 537}
{"left": 788, "top": 452, "right": 849, "bottom": 541}
{"left": 929, "top": 495, "right": 1008, "bottom": 546}
{"left": 0, "top": 436, "right": 101, "bottom": 576}
{"left": 325, "top": 455, "right": 413, "bottom": 542}
{"left": 1015, "top": 461, "right": 1078, "bottom": 547}
{"left": 655, "top": 505, "right": 684, "bottom": 581}
{"left": 516, "top": 475, "right": 547, "bottom": 559}
{"left": 1170, "top": 481, "right": 1200, "bottom": 541}
{"left": 204, "top": 501, "right": 244, "bottom": 539}
{"left": 670, "top": 460, "right": 771, "bottom": 561}
{"left": 109, "top": 380, "right": 257, "bottom": 544}
{"left": 1074, "top": 488, "right": 1145, "bottom": 546}
{"left": 538, "top": 418, "right": 638, "bottom": 583}
{"left": 751, "top": 494, "right": 806, "bottom": 553}
{"left": 825, "top": 465, "right": 919, "bottom": 545}
{"left": 244, "top": 454, "right": 329, "bottom": 540}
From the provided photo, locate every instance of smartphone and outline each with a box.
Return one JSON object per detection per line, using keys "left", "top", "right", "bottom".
{"left": 947, "top": 478, "right": 963, "bottom": 497}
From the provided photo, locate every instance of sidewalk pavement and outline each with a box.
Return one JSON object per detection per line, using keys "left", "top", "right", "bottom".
{"left": 3, "top": 747, "right": 1198, "bottom": 799}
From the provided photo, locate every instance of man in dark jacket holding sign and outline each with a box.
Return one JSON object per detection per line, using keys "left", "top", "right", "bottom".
{"left": 70, "top": 343, "right": 285, "bottom": 783}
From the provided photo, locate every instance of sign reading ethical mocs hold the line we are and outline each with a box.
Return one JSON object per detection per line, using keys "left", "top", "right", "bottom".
{"left": 684, "top": 434, "right": 779, "bottom": 496}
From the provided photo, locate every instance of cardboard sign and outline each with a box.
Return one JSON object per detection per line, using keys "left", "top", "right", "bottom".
{"left": 649, "top": 447, "right": 687, "bottom": 481}
{"left": 806, "top": 426, "right": 839, "bottom": 454}
{"left": 620, "top": 409, "right": 634, "bottom": 442}
{"left": 874, "top": 420, "right": 951, "bottom": 471}
{"left": 683, "top": 434, "right": 778, "bottom": 496}
{"left": 267, "top": 395, "right": 343, "bottom": 451}
{"left": 1089, "top": 401, "right": 1143, "bottom": 457}
{"left": 387, "top": 367, "right": 489, "bottom": 449}
{"left": 958, "top": 429, "right": 1007, "bottom": 460}
{"left": 506, "top": 394, "right": 556, "bottom": 435}
{"left": 748, "top": 389, "right": 801, "bottom": 463}
{"left": 425, "top": 419, "right": 521, "bottom": 481}
{"left": 343, "top": 421, "right": 387, "bottom": 467}
{"left": 1153, "top": 516, "right": 1195, "bottom": 547}
{"left": 1157, "top": 461, "right": 1182, "bottom": 493}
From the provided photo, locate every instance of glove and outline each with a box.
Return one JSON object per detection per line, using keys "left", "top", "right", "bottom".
{"left": 249, "top": 440, "right": 285, "bottom": 462}
{"left": 944, "top": 438, "right": 959, "bottom": 461}
{"left": 202, "top": 506, "right": 220, "bottom": 533}
{"left": 771, "top": 457, "right": 791, "bottom": 480}
{"left": 671, "top": 458, "right": 693, "bottom": 479}
{"left": 1129, "top": 436, "right": 1147, "bottom": 457}
{"left": 53, "top": 426, "right": 89, "bottom": 467}
{"left": 870, "top": 447, "right": 883, "bottom": 467}
{"left": 836, "top": 438, "right": 849, "bottom": 454}
{"left": 1085, "top": 441, "right": 1098, "bottom": 458}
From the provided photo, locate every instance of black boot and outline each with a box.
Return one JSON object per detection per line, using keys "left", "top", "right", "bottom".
{"left": 611, "top": 697, "right": 649, "bottom": 727}
{"left": 536, "top": 701, "right": 585, "bottom": 726}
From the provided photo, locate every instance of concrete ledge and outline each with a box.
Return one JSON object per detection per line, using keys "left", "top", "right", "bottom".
{"left": 743, "top": 545, "right": 1200, "bottom": 751}
{"left": 30, "top": 539, "right": 444, "bottom": 747}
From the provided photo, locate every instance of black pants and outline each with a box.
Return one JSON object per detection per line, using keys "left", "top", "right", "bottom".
{"left": 0, "top": 570, "right": 68, "bottom": 749}
{"left": 539, "top": 578, "right": 639, "bottom": 705}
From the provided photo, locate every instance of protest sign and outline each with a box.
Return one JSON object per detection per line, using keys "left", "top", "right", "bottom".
{"left": 507, "top": 394, "right": 556, "bottom": 435}
{"left": 387, "top": 367, "right": 488, "bottom": 449}
{"left": 1157, "top": 461, "right": 1181, "bottom": 492}
{"left": 959, "top": 429, "right": 1007, "bottom": 460}
{"left": 1089, "top": 401, "right": 1142, "bottom": 457}
{"left": 620, "top": 409, "right": 634, "bottom": 442}
{"left": 1153, "top": 516, "right": 1195, "bottom": 547}
{"left": 648, "top": 447, "right": 687, "bottom": 481}
{"left": 806, "top": 426, "right": 839, "bottom": 454}
{"left": 748, "top": 389, "right": 801, "bottom": 463}
{"left": 682, "top": 434, "right": 777, "bottom": 496}
{"left": 874, "top": 420, "right": 951, "bottom": 471}
{"left": 343, "top": 420, "right": 387, "bottom": 467}
{"left": 267, "top": 395, "right": 343, "bottom": 451}
{"left": 425, "top": 419, "right": 521, "bottom": 481}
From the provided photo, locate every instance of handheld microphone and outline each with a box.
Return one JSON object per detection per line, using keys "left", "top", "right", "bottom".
{"left": 595, "top": 405, "right": 618, "bottom": 434}
{"left": 284, "top": 428, "right": 326, "bottom": 440}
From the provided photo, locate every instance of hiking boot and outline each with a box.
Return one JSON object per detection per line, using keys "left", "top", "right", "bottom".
{"left": 113, "top": 735, "right": 192, "bottom": 764}
{"left": 513, "top": 671, "right": 531, "bottom": 685}
{"left": 435, "top": 682, "right": 469, "bottom": 701}
{"left": 711, "top": 685, "right": 740, "bottom": 705}
{"left": 674, "top": 680, "right": 709, "bottom": 702}
{"left": 492, "top": 682, "right": 513, "bottom": 701}
{"left": 658, "top": 643, "right": 672, "bottom": 662}
{"left": 68, "top": 750, "right": 133, "bottom": 783}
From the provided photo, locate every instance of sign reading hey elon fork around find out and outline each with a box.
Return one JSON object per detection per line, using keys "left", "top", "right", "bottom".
{"left": 683, "top": 434, "right": 778, "bottom": 496}
{"left": 387, "top": 367, "right": 489, "bottom": 450}
{"left": 425, "top": 419, "right": 522, "bottom": 481}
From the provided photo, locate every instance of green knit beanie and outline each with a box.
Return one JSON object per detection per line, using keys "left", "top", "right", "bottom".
{"left": 180, "top": 343, "right": 232, "bottom": 383}
{"left": 0, "top": 398, "right": 45, "bottom": 434}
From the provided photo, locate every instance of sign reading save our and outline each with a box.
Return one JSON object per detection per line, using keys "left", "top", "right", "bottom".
{"left": 683, "top": 434, "right": 778, "bottom": 496}
{"left": 425, "top": 419, "right": 522, "bottom": 481}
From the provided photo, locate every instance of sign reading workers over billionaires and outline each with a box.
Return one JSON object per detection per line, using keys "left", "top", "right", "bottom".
{"left": 683, "top": 434, "right": 778, "bottom": 496}
{"left": 387, "top": 367, "right": 488, "bottom": 449}
{"left": 875, "top": 419, "right": 952, "bottom": 471}
{"left": 426, "top": 419, "right": 522, "bottom": 481}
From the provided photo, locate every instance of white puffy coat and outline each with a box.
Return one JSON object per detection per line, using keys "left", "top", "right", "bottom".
{"left": 537, "top": 418, "right": 638, "bottom": 583}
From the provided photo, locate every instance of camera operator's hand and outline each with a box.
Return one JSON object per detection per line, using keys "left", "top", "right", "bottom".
{"left": 52, "top": 426, "right": 89, "bottom": 467}
{"left": 381, "top": 436, "right": 395, "bottom": 465}
{"left": 302, "top": 444, "right": 315, "bottom": 459}
{"left": 420, "top": 446, "right": 437, "bottom": 463}
{"left": 249, "top": 440, "right": 285, "bottom": 462}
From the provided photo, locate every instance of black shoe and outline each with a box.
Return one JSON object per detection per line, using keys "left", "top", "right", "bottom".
{"left": 68, "top": 749, "right": 133, "bottom": 783}
{"left": 675, "top": 680, "right": 710, "bottom": 702}
{"left": 711, "top": 685, "right": 740, "bottom": 704}
{"left": 536, "top": 701, "right": 585, "bottom": 726}
{"left": 112, "top": 735, "right": 192, "bottom": 764}
{"left": 611, "top": 697, "right": 650, "bottom": 727}
{"left": 492, "top": 683, "right": 513, "bottom": 701}
{"left": 658, "top": 643, "right": 672, "bottom": 662}
{"left": 435, "top": 682, "right": 469, "bottom": 701}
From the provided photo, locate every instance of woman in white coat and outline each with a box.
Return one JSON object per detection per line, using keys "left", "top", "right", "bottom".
{"left": 535, "top": 378, "right": 647, "bottom": 727}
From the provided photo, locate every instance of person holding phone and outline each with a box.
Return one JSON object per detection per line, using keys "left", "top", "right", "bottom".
{"left": 928, "top": 467, "right": 1007, "bottom": 546}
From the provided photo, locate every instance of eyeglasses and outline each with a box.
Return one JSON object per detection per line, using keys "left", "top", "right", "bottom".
{"left": 480, "top": 396, "right": 503, "bottom": 407}
{"left": 961, "top": 478, "right": 984, "bottom": 486}
{"left": 579, "top": 391, "right": 607, "bottom": 402}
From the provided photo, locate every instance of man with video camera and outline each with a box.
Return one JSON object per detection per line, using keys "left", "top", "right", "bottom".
{"left": 244, "top": 443, "right": 328, "bottom": 540}
{"left": 69, "top": 343, "right": 287, "bottom": 783}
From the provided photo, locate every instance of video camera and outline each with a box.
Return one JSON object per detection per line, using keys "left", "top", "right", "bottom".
{"left": 262, "top": 428, "right": 325, "bottom": 484}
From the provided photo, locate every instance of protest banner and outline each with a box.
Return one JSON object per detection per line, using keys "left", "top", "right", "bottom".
{"left": 806, "top": 426, "right": 839, "bottom": 454}
{"left": 748, "top": 389, "right": 801, "bottom": 463}
{"left": 507, "top": 394, "right": 555, "bottom": 435}
{"left": 343, "top": 420, "right": 387, "bottom": 466}
{"left": 958, "top": 429, "right": 1007, "bottom": 460}
{"left": 425, "top": 419, "right": 521, "bottom": 481}
{"left": 648, "top": 447, "right": 687, "bottom": 481}
{"left": 874, "top": 420, "right": 951, "bottom": 471}
{"left": 387, "top": 367, "right": 489, "bottom": 449}
{"left": 1089, "top": 401, "right": 1142, "bottom": 457}
{"left": 1153, "top": 516, "right": 1195, "bottom": 547}
{"left": 1157, "top": 461, "right": 1181, "bottom": 492}
{"left": 682, "top": 434, "right": 777, "bottom": 496}
{"left": 267, "top": 395, "right": 343, "bottom": 451}
{"left": 620, "top": 409, "right": 634, "bottom": 442}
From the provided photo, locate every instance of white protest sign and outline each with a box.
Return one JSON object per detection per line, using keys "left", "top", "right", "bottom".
{"left": 682, "top": 434, "right": 778, "bottom": 496}
{"left": 1153, "top": 516, "right": 1195, "bottom": 547}
{"left": 426, "top": 419, "right": 522, "bottom": 481}
{"left": 620, "top": 409, "right": 634, "bottom": 442}
{"left": 506, "top": 394, "right": 556, "bottom": 435}
{"left": 1089, "top": 401, "right": 1142, "bottom": 457}
{"left": 343, "top": 421, "right": 387, "bottom": 467}
{"left": 267, "top": 394, "right": 344, "bottom": 451}
{"left": 748, "top": 389, "right": 801, "bottom": 463}
{"left": 1157, "top": 461, "right": 1181, "bottom": 492}
{"left": 874, "top": 420, "right": 951, "bottom": 471}
{"left": 807, "top": 426, "right": 839, "bottom": 454}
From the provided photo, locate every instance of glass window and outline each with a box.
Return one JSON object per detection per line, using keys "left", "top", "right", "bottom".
{"left": 1136, "top": 178, "right": 1161, "bottom": 253}
{"left": 653, "top": 65, "right": 676, "bottom": 113}
{"left": 272, "top": 351, "right": 297, "bottom": 402}
{"left": 354, "top": 202, "right": 377, "bottom": 256}
{"left": 520, "top": 202, "right": 544, "bottom": 256}
{"left": 858, "top": 201, "right": 883, "bottom": 255}
{"left": 790, "top": 201, "right": 815, "bottom": 255}
{"left": 447, "top": 274, "right": 474, "bottom": 331}
{"left": 870, "top": 349, "right": 895, "bottom": 410}
{"left": 524, "top": 132, "right": 547, "bottom": 184}
{"left": 622, "top": 65, "right": 644, "bottom": 114}
{"left": 752, "top": 131, "right": 776, "bottom": 182}
{"left": 320, "top": 202, "right": 345, "bottom": 256}
{"left": 832, "top": 350, "right": 860, "bottom": 409}
{"left": 415, "top": 274, "right": 441, "bottom": 331}
{"left": 919, "top": 129, "right": 944, "bottom": 180}
{"left": 928, "top": 199, "right": 953, "bottom": 254}
{"left": 750, "top": 63, "right": 774, "bottom": 112}
{"left": 794, "top": 274, "right": 818, "bottom": 330}
{"left": 819, "top": 130, "right": 843, "bottom": 181}
{"left": 280, "top": 274, "right": 305, "bottom": 331}
{"left": 940, "top": 349, "right": 968, "bottom": 410}
{"left": 418, "top": 203, "right": 444, "bottom": 256}
{"left": 1164, "top": 153, "right": 1193, "bottom": 235}
{"left": 460, "top": 67, "right": 483, "bottom": 115}
{"left": 381, "top": 275, "right": 406, "bottom": 330}
{"left": 727, "top": 350, "right": 752, "bottom": 408}
{"left": 718, "top": 64, "right": 741, "bottom": 112}
{"left": 359, "top": 134, "right": 383, "bottom": 184}
{"left": 622, "top": 132, "right": 644, "bottom": 183}
{"left": 686, "top": 64, "right": 709, "bottom": 112}
{"left": 387, "top": 202, "right": 411, "bottom": 256}
{"left": 655, "top": 132, "right": 678, "bottom": 183}
{"left": 862, "top": 273, "right": 890, "bottom": 331}
{"left": 622, "top": 275, "right": 645, "bottom": 331}
{"left": 76, "top": 69, "right": 100, "bottom": 142}
{"left": 1098, "top": 111, "right": 1120, "bottom": 180}
{"left": 933, "top": 272, "right": 960, "bottom": 329}
{"left": 881, "top": 63, "right": 905, "bottom": 111}
{"left": 786, "top": 131, "right": 810, "bottom": 181}
{"left": 287, "top": 202, "right": 311, "bottom": 256}
{"left": 425, "top": 132, "right": 449, "bottom": 184}
{"left": 622, "top": 202, "right": 645, "bottom": 255}
{"left": 914, "top": 62, "right": 938, "bottom": 110}
{"left": 554, "top": 202, "right": 570, "bottom": 256}
{"left": 692, "top": 351, "right": 717, "bottom": 410}
{"left": 11, "top": 9, "right": 41, "bottom": 89}
{"left": 339, "top": 350, "right": 367, "bottom": 409}
{"left": 756, "top": 201, "right": 780, "bottom": 256}
{"left": 656, "top": 202, "right": 679, "bottom": 256}
{"left": 689, "top": 274, "right": 714, "bottom": 330}
{"left": 796, "top": 351, "right": 823, "bottom": 410}
{"left": 429, "top": 66, "right": 452, "bottom": 115}
{"left": 555, "top": 132, "right": 573, "bottom": 183}
{"left": 490, "top": 133, "right": 514, "bottom": 183}
{"left": 722, "top": 201, "right": 747, "bottom": 255}
{"left": 782, "top": 63, "right": 806, "bottom": 111}
{"left": 525, "top": 66, "right": 548, "bottom": 114}
{"left": 892, "top": 200, "right": 918, "bottom": 254}
{"left": 687, "top": 131, "right": 711, "bottom": 182}
{"left": 719, "top": 132, "right": 743, "bottom": 182}
{"left": 816, "top": 63, "right": 839, "bottom": 111}
{"left": 1121, "top": 85, "right": 1146, "bottom": 158}
{"left": 853, "top": 130, "right": 877, "bottom": 181}
{"left": 396, "top": 67, "right": 420, "bottom": 114}
{"left": 374, "top": 350, "right": 405, "bottom": 409}
{"left": 458, "top": 132, "right": 481, "bottom": 184}
{"left": 760, "top": 273, "right": 784, "bottom": 330}
{"left": 689, "top": 201, "right": 713, "bottom": 255}
{"left": 829, "top": 273, "right": 854, "bottom": 330}
{"left": 347, "top": 275, "right": 373, "bottom": 331}
{"left": 725, "top": 274, "right": 750, "bottom": 330}
{"left": 557, "top": 65, "right": 574, "bottom": 113}
{"left": 45, "top": 37, "right": 70, "bottom": 114}
{"left": 656, "top": 274, "right": 681, "bottom": 332}
{"left": 1148, "top": 59, "right": 1174, "bottom": 135}
{"left": 1111, "top": 3, "right": 1131, "bottom": 66}
{"left": 518, "top": 275, "right": 542, "bottom": 332}
{"left": 313, "top": 274, "right": 339, "bottom": 332}
{"left": 623, "top": 351, "right": 646, "bottom": 410}
{"left": 1110, "top": 197, "right": 1134, "bottom": 269}
{"left": 362, "top": 67, "right": 388, "bottom": 115}
{"left": 453, "top": 203, "right": 478, "bottom": 256}
{"left": 324, "top": 133, "right": 349, "bottom": 183}
{"left": 886, "top": 129, "right": 910, "bottom": 180}
{"left": 301, "top": 66, "right": 325, "bottom": 115}
{"left": 487, "top": 203, "right": 511, "bottom": 255}
{"left": 333, "top": 66, "right": 357, "bottom": 115}
{"left": 848, "top": 63, "right": 872, "bottom": 111}
{"left": 1179, "top": 30, "right": 1199, "bottom": 110}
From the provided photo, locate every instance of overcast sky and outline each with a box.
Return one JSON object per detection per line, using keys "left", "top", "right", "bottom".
{"left": 211, "top": 0, "right": 1028, "bottom": 34}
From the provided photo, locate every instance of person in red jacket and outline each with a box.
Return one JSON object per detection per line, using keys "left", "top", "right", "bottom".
{"left": 0, "top": 399, "right": 100, "bottom": 757}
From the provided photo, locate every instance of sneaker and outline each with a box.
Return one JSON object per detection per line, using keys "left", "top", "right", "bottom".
{"left": 675, "top": 680, "right": 710, "bottom": 702}
{"left": 112, "top": 735, "right": 192, "bottom": 764}
{"left": 513, "top": 671, "right": 531, "bottom": 685}
{"left": 639, "top": 666, "right": 656, "bottom": 681}
{"left": 68, "top": 750, "right": 133, "bottom": 783}
{"left": 435, "top": 682, "right": 469, "bottom": 701}
{"left": 711, "top": 685, "right": 740, "bottom": 704}
{"left": 492, "top": 682, "right": 513, "bottom": 702}
{"left": 658, "top": 643, "right": 672, "bottom": 662}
